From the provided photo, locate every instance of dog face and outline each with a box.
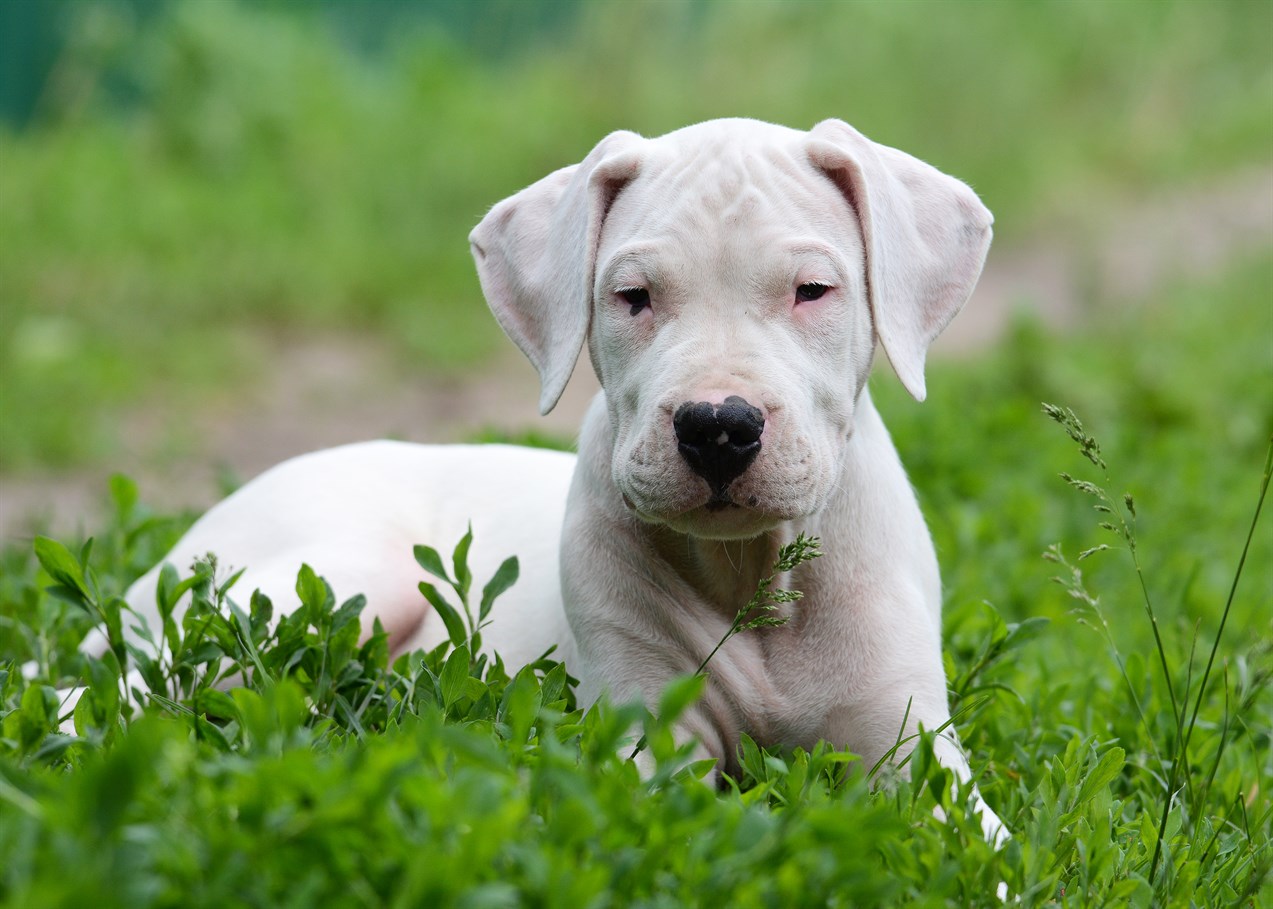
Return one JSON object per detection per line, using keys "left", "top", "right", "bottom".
{"left": 587, "top": 122, "right": 873, "bottom": 538}
{"left": 470, "top": 119, "right": 991, "bottom": 540}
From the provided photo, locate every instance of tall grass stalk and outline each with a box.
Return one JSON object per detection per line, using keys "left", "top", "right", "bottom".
{"left": 1044, "top": 403, "right": 1272, "bottom": 889}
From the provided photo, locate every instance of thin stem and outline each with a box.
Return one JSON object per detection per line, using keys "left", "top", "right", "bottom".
{"left": 1149, "top": 437, "right": 1271, "bottom": 881}
{"left": 1183, "top": 438, "right": 1271, "bottom": 753}
{"left": 1130, "top": 545, "right": 1182, "bottom": 739}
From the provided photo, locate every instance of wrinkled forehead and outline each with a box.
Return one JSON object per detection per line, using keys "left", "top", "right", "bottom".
{"left": 598, "top": 123, "right": 857, "bottom": 267}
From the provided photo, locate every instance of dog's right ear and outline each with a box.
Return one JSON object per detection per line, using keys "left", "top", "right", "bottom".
{"left": 470, "top": 131, "right": 646, "bottom": 415}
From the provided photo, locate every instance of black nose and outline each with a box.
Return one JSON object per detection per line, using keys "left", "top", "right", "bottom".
{"left": 673, "top": 395, "right": 765, "bottom": 497}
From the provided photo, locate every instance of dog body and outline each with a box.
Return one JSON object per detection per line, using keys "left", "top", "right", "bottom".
{"left": 116, "top": 117, "right": 1004, "bottom": 841}
{"left": 564, "top": 389, "right": 947, "bottom": 775}
{"left": 113, "top": 443, "right": 578, "bottom": 672}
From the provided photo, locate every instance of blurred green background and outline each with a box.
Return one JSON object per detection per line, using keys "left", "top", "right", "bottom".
{"left": 0, "top": 0, "right": 1269, "bottom": 488}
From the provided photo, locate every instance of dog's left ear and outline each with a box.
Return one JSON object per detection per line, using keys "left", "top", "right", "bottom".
{"left": 806, "top": 119, "right": 992, "bottom": 401}
{"left": 470, "top": 131, "right": 646, "bottom": 414}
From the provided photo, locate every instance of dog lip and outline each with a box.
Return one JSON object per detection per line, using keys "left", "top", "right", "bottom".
{"left": 704, "top": 486, "right": 738, "bottom": 511}
{"left": 630, "top": 489, "right": 790, "bottom": 539}
{"left": 704, "top": 488, "right": 763, "bottom": 512}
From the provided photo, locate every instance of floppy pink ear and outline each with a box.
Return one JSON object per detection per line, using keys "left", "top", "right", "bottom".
{"left": 806, "top": 119, "right": 992, "bottom": 401}
{"left": 469, "top": 131, "right": 646, "bottom": 414}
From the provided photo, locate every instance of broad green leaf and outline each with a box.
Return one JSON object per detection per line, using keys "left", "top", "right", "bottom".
{"left": 452, "top": 524, "right": 474, "bottom": 599}
{"left": 228, "top": 689, "right": 268, "bottom": 749}
{"left": 764, "top": 754, "right": 790, "bottom": 777}
{"left": 685, "top": 758, "right": 719, "bottom": 781}
{"left": 17, "top": 684, "right": 59, "bottom": 749}
{"left": 413, "top": 545, "right": 450, "bottom": 584}
{"left": 221, "top": 566, "right": 247, "bottom": 595}
{"left": 358, "top": 617, "right": 389, "bottom": 670}
{"left": 294, "top": 565, "right": 335, "bottom": 629}
{"left": 1076, "top": 746, "right": 1125, "bottom": 807}
{"left": 29, "top": 734, "right": 75, "bottom": 765}
{"left": 250, "top": 590, "right": 274, "bottom": 637}
{"left": 738, "top": 733, "right": 764, "bottom": 781}
{"left": 231, "top": 681, "right": 308, "bottom": 751}
{"left": 479, "top": 556, "right": 520, "bottom": 621}
{"left": 44, "top": 584, "right": 89, "bottom": 608}
{"left": 439, "top": 645, "right": 470, "bottom": 710}
{"left": 156, "top": 562, "right": 200, "bottom": 621}
{"left": 1003, "top": 613, "right": 1054, "bottom": 646}
{"left": 86, "top": 650, "right": 122, "bottom": 725}
{"left": 194, "top": 714, "right": 233, "bottom": 752}
{"left": 194, "top": 688, "right": 240, "bottom": 722}
{"left": 1107, "top": 876, "right": 1153, "bottom": 909}
{"left": 785, "top": 750, "right": 809, "bottom": 797}
{"left": 78, "top": 538, "right": 94, "bottom": 572}
{"left": 540, "top": 661, "right": 568, "bottom": 707}
{"left": 500, "top": 666, "right": 542, "bottom": 746}
{"left": 73, "top": 688, "right": 102, "bottom": 737}
{"left": 33, "top": 536, "right": 87, "bottom": 596}
{"left": 128, "top": 646, "right": 165, "bottom": 699}
{"left": 331, "top": 594, "right": 366, "bottom": 635}
{"left": 103, "top": 603, "right": 124, "bottom": 658}
{"left": 419, "top": 582, "right": 467, "bottom": 647}
{"left": 184, "top": 641, "right": 224, "bottom": 665}
{"left": 462, "top": 676, "right": 489, "bottom": 702}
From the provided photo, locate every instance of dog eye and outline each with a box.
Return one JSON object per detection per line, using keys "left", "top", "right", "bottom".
{"left": 795, "top": 283, "right": 830, "bottom": 303}
{"left": 618, "top": 287, "right": 651, "bottom": 315}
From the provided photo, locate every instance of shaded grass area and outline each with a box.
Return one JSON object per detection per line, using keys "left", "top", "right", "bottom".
{"left": 0, "top": 248, "right": 1269, "bottom": 904}
{"left": 2, "top": 0, "right": 1271, "bottom": 468}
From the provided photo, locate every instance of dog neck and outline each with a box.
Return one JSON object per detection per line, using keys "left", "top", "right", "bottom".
{"left": 647, "top": 525, "right": 791, "bottom": 623}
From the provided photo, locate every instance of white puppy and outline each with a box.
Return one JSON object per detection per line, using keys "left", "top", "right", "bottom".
{"left": 109, "top": 443, "right": 578, "bottom": 671}
{"left": 114, "top": 118, "right": 1004, "bottom": 842}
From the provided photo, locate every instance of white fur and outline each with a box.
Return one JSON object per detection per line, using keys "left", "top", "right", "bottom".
{"left": 94, "top": 118, "right": 1005, "bottom": 847}
{"left": 110, "top": 443, "right": 577, "bottom": 671}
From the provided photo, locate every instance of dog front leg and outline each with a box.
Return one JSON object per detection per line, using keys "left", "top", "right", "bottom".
{"left": 571, "top": 639, "right": 731, "bottom": 782}
{"left": 831, "top": 687, "right": 1009, "bottom": 848}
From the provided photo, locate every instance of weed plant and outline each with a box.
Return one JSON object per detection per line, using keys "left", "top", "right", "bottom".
{"left": 1, "top": 406, "right": 1268, "bottom": 904}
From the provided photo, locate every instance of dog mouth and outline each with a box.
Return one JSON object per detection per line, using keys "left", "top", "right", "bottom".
{"left": 675, "top": 493, "right": 786, "bottom": 540}
{"left": 623, "top": 483, "right": 785, "bottom": 541}
{"left": 704, "top": 488, "right": 761, "bottom": 512}
{"left": 623, "top": 484, "right": 759, "bottom": 516}
{"left": 617, "top": 425, "right": 832, "bottom": 536}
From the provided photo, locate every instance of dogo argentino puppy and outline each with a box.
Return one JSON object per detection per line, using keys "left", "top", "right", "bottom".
{"left": 109, "top": 117, "right": 1005, "bottom": 842}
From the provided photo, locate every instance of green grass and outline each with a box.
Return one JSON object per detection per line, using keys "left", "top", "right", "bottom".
{"left": 1, "top": 248, "right": 1269, "bottom": 905}
{"left": 1, "top": 2, "right": 1270, "bottom": 901}
{"left": 2, "top": 0, "right": 1270, "bottom": 468}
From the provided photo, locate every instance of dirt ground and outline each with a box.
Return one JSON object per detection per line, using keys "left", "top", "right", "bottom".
{"left": 2, "top": 166, "right": 1270, "bottom": 543}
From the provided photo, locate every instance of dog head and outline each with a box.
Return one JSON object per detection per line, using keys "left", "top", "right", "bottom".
{"left": 470, "top": 118, "right": 991, "bottom": 539}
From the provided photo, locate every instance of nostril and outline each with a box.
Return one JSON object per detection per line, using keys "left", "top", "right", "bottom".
{"left": 717, "top": 395, "right": 765, "bottom": 445}
{"left": 672, "top": 401, "right": 720, "bottom": 446}
{"left": 673, "top": 396, "right": 766, "bottom": 495}
{"left": 673, "top": 397, "right": 765, "bottom": 444}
